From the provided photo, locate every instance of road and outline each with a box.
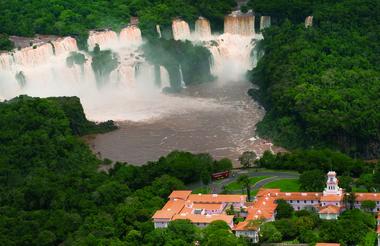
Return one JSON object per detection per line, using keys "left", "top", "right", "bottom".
{"left": 188, "top": 170, "right": 299, "bottom": 194}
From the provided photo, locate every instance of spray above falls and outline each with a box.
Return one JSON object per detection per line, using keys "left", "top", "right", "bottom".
{"left": 194, "top": 17, "right": 212, "bottom": 40}
{"left": 0, "top": 11, "right": 265, "bottom": 121}
{"left": 172, "top": 19, "right": 191, "bottom": 41}
{"left": 170, "top": 12, "right": 262, "bottom": 82}
{"left": 224, "top": 11, "right": 255, "bottom": 36}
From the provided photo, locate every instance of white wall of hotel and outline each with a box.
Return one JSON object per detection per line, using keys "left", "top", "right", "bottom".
{"left": 287, "top": 198, "right": 320, "bottom": 211}
{"left": 236, "top": 229, "right": 259, "bottom": 243}
{"left": 154, "top": 219, "right": 170, "bottom": 229}
{"left": 153, "top": 217, "right": 235, "bottom": 229}
{"left": 319, "top": 213, "right": 339, "bottom": 220}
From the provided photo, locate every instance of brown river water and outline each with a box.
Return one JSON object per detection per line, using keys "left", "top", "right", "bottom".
{"left": 84, "top": 80, "right": 282, "bottom": 166}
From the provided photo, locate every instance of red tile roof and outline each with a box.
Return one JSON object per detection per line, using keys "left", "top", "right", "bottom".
{"left": 153, "top": 191, "right": 245, "bottom": 224}
{"left": 355, "top": 193, "right": 380, "bottom": 201}
{"left": 192, "top": 203, "right": 223, "bottom": 211}
{"left": 234, "top": 220, "right": 260, "bottom": 231}
{"left": 152, "top": 199, "right": 185, "bottom": 219}
{"left": 256, "top": 189, "right": 281, "bottom": 197}
{"left": 168, "top": 190, "right": 192, "bottom": 200}
{"left": 245, "top": 189, "right": 278, "bottom": 221}
{"left": 319, "top": 205, "right": 341, "bottom": 214}
{"left": 172, "top": 213, "right": 234, "bottom": 224}
{"left": 188, "top": 194, "right": 246, "bottom": 204}
{"left": 320, "top": 194, "right": 343, "bottom": 202}
{"left": 279, "top": 192, "right": 322, "bottom": 201}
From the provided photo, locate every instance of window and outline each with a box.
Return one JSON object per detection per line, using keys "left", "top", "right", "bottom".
{"left": 304, "top": 201, "right": 306, "bottom": 204}
{"left": 297, "top": 200, "right": 300, "bottom": 203}
{"left": 297, "top": 207, "right": 300, "bottom": 210}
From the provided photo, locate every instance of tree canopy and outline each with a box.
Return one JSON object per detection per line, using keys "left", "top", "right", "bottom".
{"left": 249, "top": 0, "right": 380, "bottom": 159}
{"left": 0, "top": 96, "right": 236, "bottom": 245}
{"left": 0, "top": 0, "right": 236, "bottom": 41}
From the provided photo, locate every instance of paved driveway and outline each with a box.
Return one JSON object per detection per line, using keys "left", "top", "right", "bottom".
{"left": 188, "top": 170, "right": 299, "bottom": 194}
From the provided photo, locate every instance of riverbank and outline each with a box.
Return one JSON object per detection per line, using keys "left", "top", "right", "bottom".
{"left": 85, "top": 81, "right": 285, "bottom": 166}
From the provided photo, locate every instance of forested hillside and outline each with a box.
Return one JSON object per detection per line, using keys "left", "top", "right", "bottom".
{"left": 0, "top": 0, "right": 236, "bottom": 38}
{"left": 249, "top": 0, "right": 380, "bottom": 158}
{"left": 0, "top": 96, "right": 237, "bottom": 245}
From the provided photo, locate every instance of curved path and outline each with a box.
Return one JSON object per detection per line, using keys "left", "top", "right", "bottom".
{"left": 188, "top": 170, "right": 299, "bottom": 194}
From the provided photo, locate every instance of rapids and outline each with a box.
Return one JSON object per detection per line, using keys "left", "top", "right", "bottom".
{"left": 0, "top": 11, "right": 279, "bottom": 165}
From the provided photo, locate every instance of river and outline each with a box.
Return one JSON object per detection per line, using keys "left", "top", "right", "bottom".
{"left": 85, "top": 80, "right": 281, "bottom": 166}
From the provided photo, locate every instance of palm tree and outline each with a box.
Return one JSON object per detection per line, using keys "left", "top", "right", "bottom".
{"left": 238, "top": 174, "right": 251, "bottom": 201}
{"left": 344, "top": 192, "right": 356, "bottom": 209}
{"left": 247, "top": 219, "right": 263, "bottom": 229}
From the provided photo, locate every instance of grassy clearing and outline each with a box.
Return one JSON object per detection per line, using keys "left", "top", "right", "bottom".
{"left": 247, "top": 168, "right": 300, "bottom": 174}
{"left": 352, "top": 186, "right": 368, "bottom": 192}
{"left": 224, "top": 176, "right": 270, "bottom": 191}
{"left": 192, "top": 187, "right": 211, "bottom": 194}
{"left": 263, "top": 178, "right": 300, "bottom": 192}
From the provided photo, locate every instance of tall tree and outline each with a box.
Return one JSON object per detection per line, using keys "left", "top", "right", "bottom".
{"left": 361, "top": 200, "right": 376, "bottom": 213}
{"left": 275, "top": 199, "right": 294, "bottom": 219}
{"left": 299, "top": 170, "right": 326, "bottom": 191}
{"left": 239, "top": 151, "right": 257, "bottom": 168}
{"left": 237, "top": 175, "right": 251, "bottom": 201}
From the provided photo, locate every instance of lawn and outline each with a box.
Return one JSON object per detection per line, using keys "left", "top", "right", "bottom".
{"left": 192, "top": 187, "right": 211, "bottom": 194}
{"left": 263, "top": 178, "right": 300, "bottom": 192}
{"left": 224, "top": 176, "right": 270, "bottom": 191}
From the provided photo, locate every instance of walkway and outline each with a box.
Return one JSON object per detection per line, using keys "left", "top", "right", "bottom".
{"left": 187, "top": 170, "right": 299, "bottom": 194}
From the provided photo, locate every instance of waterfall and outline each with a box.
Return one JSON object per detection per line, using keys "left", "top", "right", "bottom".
{"left": 260, "top": 16, "right": 271, "bottom": 30}
{"left": 178, "top": 64, "right": 186, "bottom": 88}
{"left": 0, "top": 26, "right": 162, "bottom": 120}
{"left": 167, "top": 16, "right": 261, "bottom": 82}
{"left": 224, "top": 11, "right": 255, "bottom": 36}
{"left": 52, "top": 37, "right": 78, "bottom": 55}
{"left": 1, "top": 15, "right": 264, "bottom": 121}
{"left": 305, "top": 16, "right": 313, "bottom": 28}
{"left": 12, "top": 43, "right": 55, "bottom": 66}
{"left": 156, "top": 25, "right": 162, "bottom": 38}
{"left": 191, "top": 14, "right": 260, "bottom": 82}
{"left": 119, "top": 26, "right": 142, "bottom": 44}
{"left": 195, "top": 17, "right": 212, "bottom": 40}
{"left": 172, "top": 19, "right": 191, "bottom": 40}
{"left": 87, "top": 30, "right": 118, "bottom": 50}
{"left": 0, "top": 52, "right": 13, "bottom": 71}
{"left": 160, "top": 66, "right": 170, "bottom": 89}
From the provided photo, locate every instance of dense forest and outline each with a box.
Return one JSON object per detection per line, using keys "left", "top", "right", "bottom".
{"left": 0, "top": 96, "right": 238, "bottom": 245}
{"left": 256, "top": 149, "right": 380, "bottom": 193}
{"left": 259, "top": 204, "right": 377, "bottom": 245}
{"left": 1, "top": 96, "right": 379, "bottom": 245}
{"left": 249, "top": 0, "right": 380, "bottom": 158}
{"left": 143, "top": 39, "right": 214, "bottom": 89}
{"left": 0, "top": 0, "right": 236, "bottom": 46}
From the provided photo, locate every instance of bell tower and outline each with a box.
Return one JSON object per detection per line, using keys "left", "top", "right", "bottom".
{"left": 323, "top": 171, "right": 342, "bottom": 196}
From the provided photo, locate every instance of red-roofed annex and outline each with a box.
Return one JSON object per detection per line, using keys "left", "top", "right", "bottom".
{"left": 152, "top": 171, "right": 380, "bottom": 243}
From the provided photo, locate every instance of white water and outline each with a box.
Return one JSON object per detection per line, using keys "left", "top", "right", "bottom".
{"left": 178, "top": 64, "right": 186, "bottom": 88}
{"left": 156, "top": 25, "right": 162, "bottom": 38}
{"left": 260, "top": 16, "right": 271, "bottom": 30}
{"left": 224, "top": 11, "right": 255, "bottom": 36}
{"left": 305, "top": 16, "right": 313, "bottom": 28}
{"left": 172, "top": 19, "right": 191, "bottom": 40}
{"left": 1, "top": 14, "right": 262, "bottom": 122}
{"left": 194, "top": 17, "right": 212, "bottom": 40}
{"left": 0, "top": 26, "right": 191, "bottom": 121}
